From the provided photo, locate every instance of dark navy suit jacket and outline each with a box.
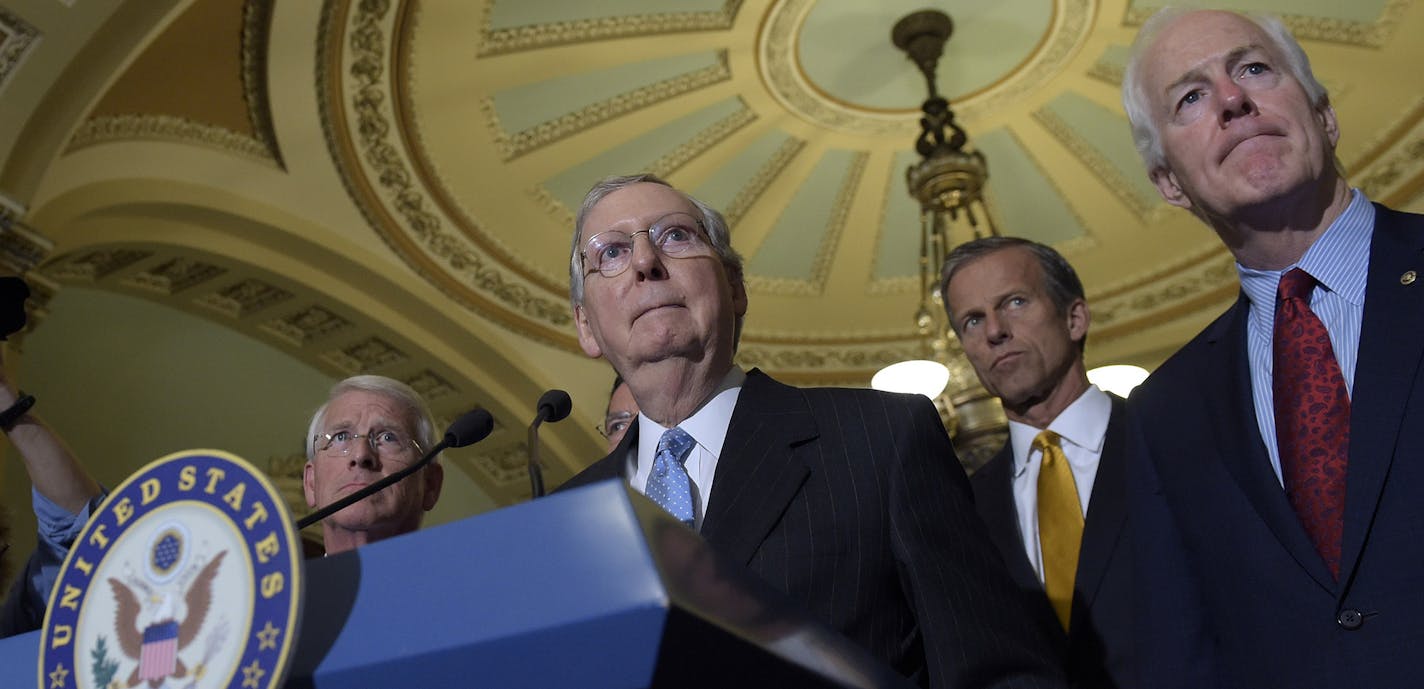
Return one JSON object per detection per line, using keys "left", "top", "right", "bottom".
{"left": 1129, "top": 205, "right": 1424, "bottom": 689}
{"left": 561, "top": 369, "right": 1066, "bottom": 689}
{"left": 971, "top": 395, "right": 1133, "bottom": 689}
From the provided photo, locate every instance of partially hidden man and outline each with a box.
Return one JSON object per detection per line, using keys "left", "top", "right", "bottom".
{"left": 559, "top": 173, "right": 1066, "bottom": 689}
{"left": 941, "top": 237, "right": 1133, "bottom": 689}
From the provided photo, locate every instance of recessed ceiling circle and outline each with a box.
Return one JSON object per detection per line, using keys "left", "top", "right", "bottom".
{"left": 757, "top": 0, "right": 1097, "bottom": 135}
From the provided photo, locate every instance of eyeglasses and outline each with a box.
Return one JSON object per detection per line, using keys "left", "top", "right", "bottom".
{"left": 597, "top": 412, "right": 635, "bottom": 439}
{"left": 314, "top": 429, "right": 422, "bottom": 458}
{"left": 581, "top": 212, "right": 710, "bottom": 278}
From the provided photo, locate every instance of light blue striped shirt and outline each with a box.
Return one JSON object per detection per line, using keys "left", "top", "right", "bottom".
{"left": 1237, "top": 189, "right": 1372, "bottom": 484}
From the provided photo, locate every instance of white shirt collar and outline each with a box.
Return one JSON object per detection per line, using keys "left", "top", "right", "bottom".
{"left": 1007, "top": 385, "right": 1111, "bottom": 477}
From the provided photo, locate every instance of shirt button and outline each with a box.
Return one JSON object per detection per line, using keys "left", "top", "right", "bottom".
{"left": 1337, "top": 609, "right": 1364, "bottom": 630}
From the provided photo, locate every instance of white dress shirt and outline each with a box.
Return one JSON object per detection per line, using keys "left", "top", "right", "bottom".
{"left": 625, "top": 366, "right": 745, "bottom": 531}
{"left": 1007, "top": 385, "right": 1111, "bottom": 584}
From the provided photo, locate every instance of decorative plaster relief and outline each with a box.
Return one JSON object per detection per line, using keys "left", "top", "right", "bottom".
{"left": 195, "top": 278, "right": 294, "bottom": 318}
{"left": 321, "top": 336, "right": 408, "bottom": 375}
{"left": 477, "top": 0, "right": 743, "bottom": 56}
{"left": 0, "top": 7, "right": 39, "bottom": 93}
{"left": 758, "top": 0, "right": 1094, "bottom": 134}
{"left": 68, "top": 115, "right": 278, "bottom": 163}
{"left": 745, "top": 151, "right": 867, "bottom": 297}
{"left": 324, "top": 0, "right": 574, "bottom": 344}
{"left": 1124, "top": 1, "right": 1410, "bottom": 48}
{"left": 469, "top": 442, "right": 529, "bottom": 486}
{"left": 722, "top": 137, "right": 805, "bottom": 226}
{"left": 1033, "top": 106, "right": 1157, "bottom": 219}
{"left": 124, "top": 257, "right": 226, "bottom": 295}
{"left": 405, "top": 369, "right": 457, "bottom": 400}
{"left": 43, "top": 250, "right": 153, "bottom": 282}
{"left": 261, "top": 306, "right": 352, "bottom": 347}
{"left": 485, "top": 51, "right": 734, "bottom": 160}
{"left": 647, "top": 102, "right": 757, "bottom": 179}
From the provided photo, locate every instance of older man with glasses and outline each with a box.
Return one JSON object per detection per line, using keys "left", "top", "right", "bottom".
{"left": 303, "top": 375, "right": 444, "bottom": 555}
{"left": 558, "top": 173, "right": 1065, "bottom": 689}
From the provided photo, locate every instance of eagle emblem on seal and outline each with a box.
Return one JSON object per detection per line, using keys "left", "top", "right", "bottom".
{"left": 105, "top": 527, "right": 228, "bottom": 688}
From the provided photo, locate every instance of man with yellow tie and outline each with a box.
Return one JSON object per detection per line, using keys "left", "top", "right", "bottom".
{"left": 941, "top": 237, "right": 1133, "bottom": 689}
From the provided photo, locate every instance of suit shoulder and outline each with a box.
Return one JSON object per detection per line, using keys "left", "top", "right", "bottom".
{"left": 1132, "top": 299, "right": 1242, "bottom": 408}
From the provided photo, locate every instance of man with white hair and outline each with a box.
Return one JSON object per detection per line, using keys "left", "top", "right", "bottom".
{"left": 559, "top": 173, "right": 1065, "bottom": 688}
{"left": 1123, "top": 8, "right": 1424, "bottom": 688}
{"left": 303, "top": 375, "right": 444, "bottom": 554}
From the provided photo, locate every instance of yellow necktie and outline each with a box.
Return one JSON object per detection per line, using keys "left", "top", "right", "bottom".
{"left": 1035, "top": 429, "right": 1083, "bottom": 632}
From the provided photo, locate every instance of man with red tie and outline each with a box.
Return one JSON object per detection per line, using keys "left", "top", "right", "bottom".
{"left": 1122, "top": 9, "right": 1424, "bottom": 688}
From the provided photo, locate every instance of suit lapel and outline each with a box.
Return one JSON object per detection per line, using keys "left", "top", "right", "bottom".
{"left": 976, "top": 446, "right": 1043, "bottom": 593}
{"left": 1073, "top": 396, "right": 1128, "bottom": 610}
{"left": 699, "top": 369, "right": 815, "bottom": 565}
{"left": 1339, "top": 206, "right": 1424, "bottom": 580}
{"left": 1206, "top": 296, "right": 1338, "bottom": 591}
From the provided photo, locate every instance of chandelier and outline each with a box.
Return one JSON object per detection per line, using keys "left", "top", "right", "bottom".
{"left": 874, "top": 9, "right": 1008, "bottom": 471}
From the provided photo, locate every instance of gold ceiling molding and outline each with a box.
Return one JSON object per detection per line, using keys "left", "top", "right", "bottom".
{"left": 735, "top": 339, "right": 920, "bottom": 382}
{"left": 866, "top": 157, "right": 919, "bottom": 298}
{"left": 319, "top": 0, "right": 578, "bottom": 351}
{"left": 66, "top": 115, "right": 279, "bottom": 163}
{"left": 320, "top": 336, "right": 409, "bottom": 375}
{"left": 476, "top": 0, "right": 744, "bottom": 56}
{"left": 1086, "top": 52, "right": 1124, "bottom": 87}
{"left": 648, "top": 100, "right": 757, "bottom": 178}
{"left": 124, "top": 256, "right": 228, "bottom": 295}
{"left": 38, "top": 244, "right": 476, "bottom": 423}
{"left": 722, "top": 136, "right": 805, "bottom": 226}
{"left": 1349, "top": 97, "right": 1424, "bottom": 178}
{"left": 1357, "top": 134, "right": 1424, "bottom": 204}
{"left": 194, "top": 278, "right": 295, "bottom": 319}
{"left": 1123, "top": 1, "right": 1411, "bottom": 48}
{"left": 483, "top": 51, "right": 733, "bottom": 161}
{"left": 757, "top": 0, "right": 1094, "bottom": 135}
{"left": 1090, "top": 250, "right": 1238, "bottom": 337}
{"left": 961, "top": 0, "right": 1095, "bottom": 123}
{"left": 0, "top": 7, "right": 39, "bottom": 92}
{"left": 260, "top": 306, "right": 352, "bottom": 347}
{"left": 469, "top": 441, "right": 530, "bottom": 486}
{"left": 240, "top": 0, "right": 284, "bottom": 168}
{"left": 990, "top": 127, "right": 1098, "bottom": 246}
{"left": 526, "top": 101, "right": 760, "bottom": 230}
{"left": 745, "top": 150, "right": 866, "bottom": 297}
{"left": 1033, "top": 106, "right": 1157, "bottom": 220}
{"left": 757, "top": 0, "right": 913, "bottom": 137}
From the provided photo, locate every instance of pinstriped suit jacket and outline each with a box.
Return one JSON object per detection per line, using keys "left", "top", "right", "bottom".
{"left": 561, "top": 369, "right": 1066, "bottom": 689}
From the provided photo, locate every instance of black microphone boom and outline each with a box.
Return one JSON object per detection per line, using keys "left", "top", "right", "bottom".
{"left": 528, "top": 389, "right": 572, "bottom": 499}
{"left": 296, "top": 407, "right": 494, "bottom": 530}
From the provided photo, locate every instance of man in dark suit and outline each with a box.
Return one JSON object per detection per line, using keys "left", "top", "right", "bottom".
{"left": 1122, "top": 9, "right": 1424, "bottom": 688}
{"left": 940, "top": 237, "right": 1132, "bottom": 689}
{"left": 559, "top": 173, "right": 1065, "bottom": 689}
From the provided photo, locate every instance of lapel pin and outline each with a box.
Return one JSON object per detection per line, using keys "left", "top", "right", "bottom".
{"left": 1402, "top": 270, "right": 1417, "bottom": 286}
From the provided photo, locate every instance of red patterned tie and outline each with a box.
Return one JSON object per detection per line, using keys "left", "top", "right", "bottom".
{"left": 1272, "top": 268, "right": 1349, "bottom": 579}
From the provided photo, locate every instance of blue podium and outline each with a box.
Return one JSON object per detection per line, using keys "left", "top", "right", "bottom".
{"left": 3, "top": 480, "right": 912, "bottom": 688}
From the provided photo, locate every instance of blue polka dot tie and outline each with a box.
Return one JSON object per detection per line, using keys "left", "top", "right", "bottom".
{"left": 648, "top": 427, "right": 696, "bottom": 527}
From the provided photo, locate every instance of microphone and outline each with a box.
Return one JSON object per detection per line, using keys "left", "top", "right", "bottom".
{"left": 296, "top": 407, "right": 495, "bottom": 529}
{"left": 527, "top": 389, "right": 572, "bottom": 499}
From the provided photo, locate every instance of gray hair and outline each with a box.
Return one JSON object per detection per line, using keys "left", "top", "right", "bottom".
{"left": 939, "top": 236, "right": 1088, "bottom": 350}
{"left": 567, "top": 173, "right": 746, "bottom": 346}
{"left": 1122, "top": 7, "right": 1329, "bottom": 174}
{"left": 305, "top": 375, "right": 438, "bottom": 460}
